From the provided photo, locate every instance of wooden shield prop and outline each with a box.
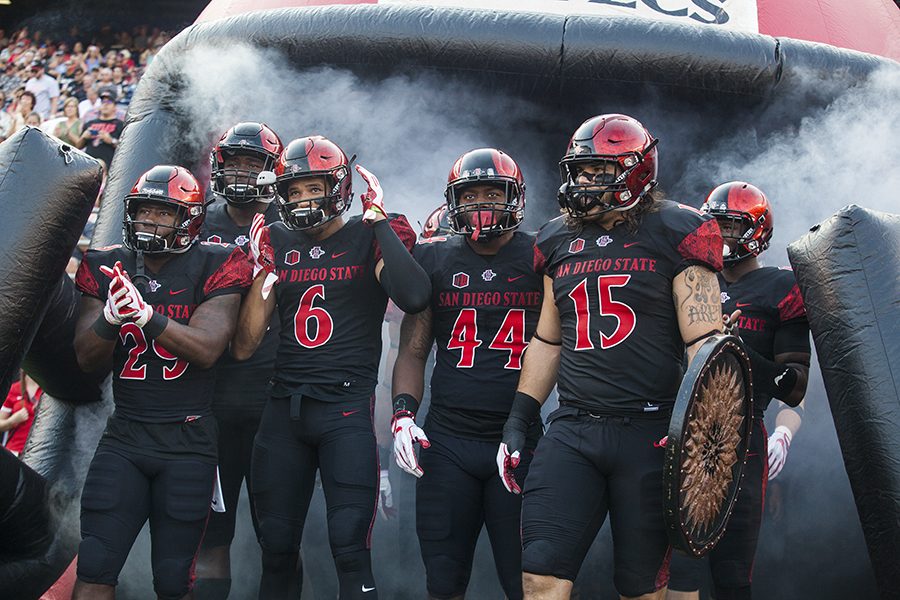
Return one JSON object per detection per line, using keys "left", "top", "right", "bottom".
{"left": 664, "top": 334, "right": 753, "bottom": 557}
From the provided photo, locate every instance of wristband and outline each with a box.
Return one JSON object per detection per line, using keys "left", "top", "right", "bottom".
{"left": 685, "top": 329, "right": 721, "bottom": 347}
{"left": 392, "top": 393, "right": 420, "bottom": 419}
{"left": 92, "top": 314, "right": 120, "bottom": 340}
{"left": 142, "top": 311, "right": 169, "bottom": 338}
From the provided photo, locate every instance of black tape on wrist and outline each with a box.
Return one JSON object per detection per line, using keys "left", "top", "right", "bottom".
{"left": 142, "top": 311, "right": 169, "bottom": 338}
{"left": 392, "top": 393, "right": 420, "bottom": 419}
{"left": 92, "top": 314, "right": 120, "bottom": 340}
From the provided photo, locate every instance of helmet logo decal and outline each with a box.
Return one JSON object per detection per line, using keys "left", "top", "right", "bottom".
{"left": 285, "top": 250, "right": 301, "bottom": 266}
{"left": 596, "top": 235, "right": 613, "bottom": 247}
{"left": 309, "top": 246, "right": 325, "bottom": 260}
{"left": 141, "top": 187, "right": 165, "bottom": 196}
{"left": 452, "top": 272, "right": 470, "bottom": 289}
{"left": 482, "top": 269, "right": 496, "bottom": 282}
{"left": 569, "top": 238, "right": 586, "bottom": 254}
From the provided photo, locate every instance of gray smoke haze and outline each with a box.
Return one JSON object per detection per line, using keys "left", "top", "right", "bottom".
{"left": 115, "top": 44, "right": 898, "bottom": 598}
{"left": 171, "top": 42, "right": 565, "bottom": 231}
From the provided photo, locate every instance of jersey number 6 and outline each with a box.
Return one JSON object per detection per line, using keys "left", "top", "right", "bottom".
{"left": 294, "top": 284, "right": 335, "bottom": 349}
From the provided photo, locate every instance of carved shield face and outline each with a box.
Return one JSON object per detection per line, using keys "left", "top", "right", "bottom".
{"left": 663, "top": 335, "right": 754, "bottom": 558}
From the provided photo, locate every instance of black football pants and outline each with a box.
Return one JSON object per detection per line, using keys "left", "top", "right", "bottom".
{"left": 251, "top": 394, "right": 379, "bottom": 599}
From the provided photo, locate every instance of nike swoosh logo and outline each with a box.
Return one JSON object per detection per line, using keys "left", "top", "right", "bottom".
{"left": 342, "top": 410, "right": 360, "bottom": 417}
{"left": 169, "top": 288, "right": 187, "bottom": 295}
{"left": 507, "top": 275, "right": 525, "bottom": 282}
{"left": 332, "top": 251, "right": 349, "bottom": 259}
{"left": 736, "top": 302, "right": 751, "bottom": 307}
{"left": 623, "top": 242, "right": 639, "bottom": 248}
{"left": 362, "top": 585, "right": 375, "bottom": 592}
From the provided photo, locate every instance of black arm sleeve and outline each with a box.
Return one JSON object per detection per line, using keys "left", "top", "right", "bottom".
{"left": 374, "top": 219, "right": 432, "bottom": 313}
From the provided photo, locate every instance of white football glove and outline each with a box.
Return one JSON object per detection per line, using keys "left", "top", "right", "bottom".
{"left": 355, "top": 165, "right": 386, "bottom": 224}
{"left": 392, "top": 415, "right": 430, "bottom": 478}
{"left": 377, "top": 469, "right": 396, "bottom": 520}
{"left": 767, "top": 425, "right": 792, "bottom": 481}
{"left": 249, "top": 212, "right": 278, "bottom": 300}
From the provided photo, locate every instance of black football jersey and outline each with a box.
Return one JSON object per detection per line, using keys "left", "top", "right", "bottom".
{"left": 201, "top": 202, "right": 281, "bottom": 405}
{"left": 269, "top": 214, "right": 417, "bottom": 401}
{"left": 75, "top": 242, "right": 252, "bottom": 423}
{"left": 536, "top": 200, "right": 723, "bottom": 415}
{"left": 719, "top": 266, "right": 809, "bottom": 414}
{"left": 415, "top": 231, "right": 543, "bottom": 441}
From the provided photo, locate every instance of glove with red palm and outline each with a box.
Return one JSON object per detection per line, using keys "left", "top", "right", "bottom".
{"left": 497, "top": 392, "right": 542, "bottom": 494}
{"left": 249, "top": 213, "right": 278, "bottom": 300}
{"left": 356, "top": 165, "right": 387, "bottom": 224}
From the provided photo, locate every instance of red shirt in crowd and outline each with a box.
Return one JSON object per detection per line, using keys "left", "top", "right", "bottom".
{"left": 1, "top": 381, "right": 42, "bottom": 455}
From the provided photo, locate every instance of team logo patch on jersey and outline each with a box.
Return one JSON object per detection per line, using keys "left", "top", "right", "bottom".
{"left": 206, "top": 234, "right": 223, "bottom": 243}
{"left": 482, "top": 269, "right": 496, "bottom": 282}
{"left": 148, "top": 279, "right": 161, "bottom": 292}
{"left": 721, "top": 292, "right": 730, "bottom": 303}
{"left": 596, "top": 235, "right": 613, "bottom": 247}
{"left": 234, "top": 234, "right": 249, "bottom": 246}
{"left": 569, "top": 238, "right": 585, "bottom": 254}
{"left": 309, "top": 246, "right": 325, "bottom": 260}
{"left": 285, "top": 250, "right": 301, "bottom": 266}
{"left": 452, "top": 272, "right": 470, "bottom": 289}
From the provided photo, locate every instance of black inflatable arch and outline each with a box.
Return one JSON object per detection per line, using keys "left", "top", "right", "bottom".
{"left": 12, "top": 5, "right": 899, "bottom": 597}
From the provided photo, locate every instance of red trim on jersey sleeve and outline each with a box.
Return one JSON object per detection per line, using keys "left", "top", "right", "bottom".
{"left": 203, "top": 247, "right": 253, "bottom": 298}
{"left": 74, "top": 254, "right": 101, "bottom": 298}
{"left": 373, "top": 215, "right": 417, "bottom": 263}
{"left": 778, "top": 283, "right": 806, "bottom": 322}
{"left": 534, "top": 243, "right": 547, "bottom": 275}
{"left": 677, "top": 218, "right": 724, "bottom": 272}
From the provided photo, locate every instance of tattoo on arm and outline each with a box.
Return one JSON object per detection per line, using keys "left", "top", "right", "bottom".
{"left": 674, "top": 266, "right": 721, "bottom": 325}
{"left": 400, "top": 308, "right": 433, "bottom": 361}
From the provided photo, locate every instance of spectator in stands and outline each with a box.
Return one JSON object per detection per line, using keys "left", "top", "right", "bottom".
{"left": 0, "top": 371, "right": 43, "bottom": 457}
{"left": 84, "top": 45, "right": 102, "bottom": 72}
{"left": 24, "top": 111, "right": 41, "bottom": 127}
{"left": 0, "top": 91, "right": 12, "bottom": 142}
{"left": 0, "top": 63, "right": 22, "bottom": 97}
{"left": 79, "top": 84, "right": 100, "bottom": 120}
{"left": 24, "top": 60, "right": 59, "bottom": 119}
{"left": 66, "top": 66, "right": 87, "bottom": 101}
{"left": 80, "top": 89, "right": 123, "bottom": 171}
{"left": 53, "top": 97, "right": 83, "bottom": 146}
{"left": 10, "top": 89, "right": 35, "bottom": 134}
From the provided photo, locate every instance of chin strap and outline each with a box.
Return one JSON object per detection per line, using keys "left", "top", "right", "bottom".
{"left": 130, "top": 249, "right": 152, "bottom": 293}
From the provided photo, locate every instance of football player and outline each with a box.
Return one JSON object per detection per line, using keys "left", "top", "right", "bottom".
{"left": 392, "top": 148, "right": 542, "bottom": 600}
{"left": 497, "top": 114, "right": 725, "bottom": 600}
{"left": 195, "top": 122, "right": 284, "bottom": 599}
{"left": 232, "top": 136, "right": 431, "bottom": 599}
{"left": 666, "top": 182, "right": 810, "bottom": 600}
{"left": 72, "top": 165, "right": 251, "bottom": 600}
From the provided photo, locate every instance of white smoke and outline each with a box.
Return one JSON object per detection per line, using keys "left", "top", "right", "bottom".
{"left": 172, "top": 42, "right": 564, "bottom": 231}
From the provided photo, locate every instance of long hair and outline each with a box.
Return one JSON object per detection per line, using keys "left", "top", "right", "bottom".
{"left": 564, "top": 186, "right": 664, "bottom": 234}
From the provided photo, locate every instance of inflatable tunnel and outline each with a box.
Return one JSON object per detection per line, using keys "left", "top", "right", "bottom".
{"left": 788, "top": 206, "right": 900, "bottom": 600}
{"left": 6, "top": 0, "right": 900, "bottom": 596}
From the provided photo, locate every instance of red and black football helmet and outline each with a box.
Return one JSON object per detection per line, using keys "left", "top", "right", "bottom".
{"left": 558, "top": 114, "right": 658, "bottom": 217}
{"left": 210, "top": 122, "right": 283, "bottom": 206}
{"left": 420, "top": 204, "right": 452, "bottom": 240}
{"left": 702, "top": 181, "right": 774, "bottom": 265}
{"left": 274, "top": 136, "right": 352, "bottom": 230}
{"left": 445, "top": 148, "right": 525, "bottom": 241}
{"left": 123, "top": 165, "right": 206, "bottom": 254}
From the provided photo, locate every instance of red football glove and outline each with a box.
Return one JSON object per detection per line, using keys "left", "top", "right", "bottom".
{"left": 249, "top": 213, "right": 278, "bottom": 300}
{"left": 356, "top": 165, "right": 386, "bottom": 224}
{"left": 392, "top": 414, "right": 430, "bottom": 478}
